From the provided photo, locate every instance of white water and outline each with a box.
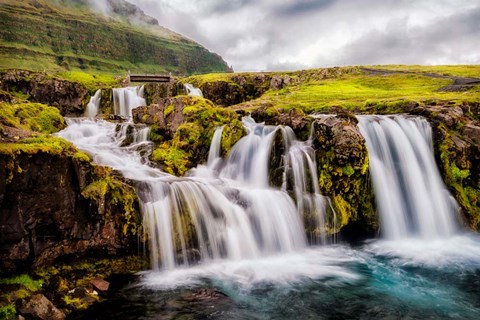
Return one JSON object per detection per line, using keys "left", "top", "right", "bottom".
{"left": 58, "top": 116, "right": 330, "bottom": 271}
{"left": 184, "top": 83, "right": 203, "bottom": 97}
{"left": 85, "top": 89, "right": 101, "bottom": 118}
{"left": 357, "top": 115, "right": 458, "bottom": 240}
{"left": 113, "top": 86, "right": 146, "bottom": 118}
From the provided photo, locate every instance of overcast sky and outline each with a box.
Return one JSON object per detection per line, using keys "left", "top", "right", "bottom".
{"left": 125, "top": 0, "right": 480, "bottom": 72}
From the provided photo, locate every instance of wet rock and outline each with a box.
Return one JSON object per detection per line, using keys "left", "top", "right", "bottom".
{"left": 312, "top": 114, "right": 377, "bottom": 238}
{"left": 90, "top": 278, "right": 110, "bottom": 295}
{"left": 0, "top": 151, "right": 140, "bottom": 274}
{"left": 132, "top": 97, "right": 186, "bottom": 138}
{"left": 19, "top": 294, "right": 65, "bottom": 320}
{"left": 251, "top": 106, "right": 312, "bottom": 138}
{"left": 0, "top": 70, "right": 89, "bottom": 116}
{"left": 463, "top": 124, "right": 480, "bottom": 145}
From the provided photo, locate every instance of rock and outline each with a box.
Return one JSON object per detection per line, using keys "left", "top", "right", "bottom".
{"left": 19, "top": 294, "right": 65, "bottom": 320}
{"left": 132, "top": 97, "right": 186, "bottom": 138}
{"left": 463, "top": 124, "right": 480, "bottom": 145}
{"left": 0, "top": 70, "right": 88, "bottom": 116}
{"left": 312, "top": 114, "right": 377, "bottom": 239}
{"left": 251, "top": 106, "right": 311, "bottom": 138}
{"left": 90, "top": 278, "right": 110, "bottom": 295}
{"left": 0, "top": 151, "right": 140, "bottom": 273}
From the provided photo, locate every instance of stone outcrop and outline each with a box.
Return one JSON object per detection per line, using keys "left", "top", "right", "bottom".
{"left": 0, "top": 70, "right": 89, "bottom": 116}
{"left": 312, "top": 114, "right": 377, "bottom": 239}
{"left": 19, "top": 294, "right": 66, "bottom": 320}
{"left": 184, "top": 73, "right": 294, "bottom": 107}
{"left": 132, "top": 97, "right": 187, "bottom": 139}
{"left": 0, "top": 151, "right": 141, "bottom": 274}
{"left": 417, "top": 103, "right": 480, "bottom": 230}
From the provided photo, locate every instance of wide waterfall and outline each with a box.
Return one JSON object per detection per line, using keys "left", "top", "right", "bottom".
{"left": 85, "top": 89, "right": 101, "bottom": 118}
{"left": 357, "top": 115, "right": 459, "bottom": 239}
{"left": 113, "top": 86, "right": 146, "bottom": 118}
{"left": 58, "top": 116, "right": 331, "bottom": 271}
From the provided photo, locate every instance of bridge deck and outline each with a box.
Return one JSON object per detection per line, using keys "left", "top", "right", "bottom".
{"left": 128, "top": 75, "right": 172, "bottom": 83}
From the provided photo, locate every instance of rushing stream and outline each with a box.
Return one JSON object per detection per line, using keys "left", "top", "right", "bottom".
{"left": 58, "top": 91, "right": 480, "bottom": 319}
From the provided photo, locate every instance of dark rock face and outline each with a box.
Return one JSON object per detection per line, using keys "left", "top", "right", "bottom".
{"left": 132, "top": 97, "right": 187, "bottom": 139}
{"left": 251, "top": 106, "right": 311, "bottom": 139}
{"left": 189, "top": 73, "right": 293, "bottom": 107}
{"left": 415, "top": 103, "right": 480, "bottom": 230}
{"left": 0, "top": 70, "right": 89, "bottom": 116}
{"left": 19, "top": 294, "right": 66, "bottom": 320}
{"left": 0, "top": 153, "right": 140, "bottom": 274}
{"left": 312, "top": 115, "right": 377, "bottom": 239}
{"left": 144, "top": 81, "right": 179, "bottom": 105}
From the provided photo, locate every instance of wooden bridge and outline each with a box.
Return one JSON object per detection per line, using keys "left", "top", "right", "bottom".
{"left": 127, "top": 74, "right": 172, "bottom": 83}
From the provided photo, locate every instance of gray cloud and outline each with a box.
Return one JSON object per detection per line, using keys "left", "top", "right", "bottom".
{"left": 337, "top": 6, "right": 480, "bottom": 66}
{"left": 126, "top": 0, "right": 480, "bottom": 71}
{"left": 275, "top": 0, "right": 335, "bottom": 17}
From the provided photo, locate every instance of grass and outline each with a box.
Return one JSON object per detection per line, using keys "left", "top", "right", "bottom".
{"left": 0, "top": 0, "right": 230, "bottom": 75}
{"left": 231, "top": 71, "right": 480, "bottom": 113}
{"left": 370, "top": 65, "right": 480, "bottom": 78}
{"left": 0, "top": 274, "right": 43, "bottom": 291}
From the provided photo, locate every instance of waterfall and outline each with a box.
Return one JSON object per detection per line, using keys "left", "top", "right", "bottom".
{"left": 207, "top": 125, "right": 224, "bottom": 169}
{"left": 85, "top": 89, "right": 101, "bottom": 118}
{"left": 113, "top": 86, "right": 146, "bottom": 118}
{"left": 58, "top": 116, "right": 331, "bottom": 271}
{"left": 357, "top": 115, "right": 458, "bottom": 240}
{"left": 184, "top": 83, "right": 203, "bottom": 97}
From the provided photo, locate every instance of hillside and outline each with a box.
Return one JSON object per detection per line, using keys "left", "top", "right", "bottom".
{"left": 0, "top": 0, "right": 231, "bottom": 75}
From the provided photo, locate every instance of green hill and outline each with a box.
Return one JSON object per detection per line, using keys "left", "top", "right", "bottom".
{"left": 0, "top": 0, "right": 232, "bottom": 75}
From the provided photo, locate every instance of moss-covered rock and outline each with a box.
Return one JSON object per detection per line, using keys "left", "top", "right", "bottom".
{"left": 419, "top": 104, "right": 480, "bottom": 231}
{"left": 312, "top": 114, "right": 377, "bottom": 238}
{"left": 134, "top": 96, "right": 245, "bottom": 175}
{"left": 0, "top": 70, "right": 91, "bottom": 116}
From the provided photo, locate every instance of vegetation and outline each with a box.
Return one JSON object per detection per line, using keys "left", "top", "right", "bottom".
{"left": 152, "top": 96, "right": 245, "bottom": 175}
{"left": 370, "top": 64, "right": 480, "bottom": 78}
{"left": 184, "top": 67, "right": 480, "bottom": 113}
{"left": 0, "top": 102, "right": 65, "bottom": 133}
{"left": 0, "top": 274, "right": 43, "bottom": 291}
{"left": 0, "top": 0, "right": 231, "bottom": 75}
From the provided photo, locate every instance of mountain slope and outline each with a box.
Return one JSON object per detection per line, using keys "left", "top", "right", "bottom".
{"left": 0, "top": 0, "right": 232, "bottom": 75}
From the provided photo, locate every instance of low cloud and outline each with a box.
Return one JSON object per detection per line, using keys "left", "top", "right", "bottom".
{"left": 126, "top": 0, "right": 480, "bottom": 71}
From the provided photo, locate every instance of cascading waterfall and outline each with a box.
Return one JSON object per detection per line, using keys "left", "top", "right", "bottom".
{"left": 113, "top": 86, "right": 146, "bottom": 118}
{"left": 357, "top": 115, "right": 458, "bottom": 240}
{"left": 85, "top": 89, "right": 101, "bottom": 118}
{"left": 58, "top": 115, "right": 331, "bottom": 271}
{"left": 184, "top": 83, "right": 203, "bottom": 97}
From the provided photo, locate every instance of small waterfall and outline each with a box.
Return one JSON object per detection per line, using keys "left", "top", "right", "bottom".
{"left": 184, "top": 83, "right": 203, "bottom": 97}
{"left": 283, "top": 131, "right": 330, "bottom": 244}
{"left": 113, "top": 86, "right": 146, "bottom": 118}
{"left": 85, "top": 89, "right": 101, "bottom": 118}
{"left": 357, "top": 115, "right": 458, "bottom": 240}
{"left": 58, "top": 116, "right": 331, "bottom": 271}
{"left": 207, "top": 125, "right": 224, "bottom": 169}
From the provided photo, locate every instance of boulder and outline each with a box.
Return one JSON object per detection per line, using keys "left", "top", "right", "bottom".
{"left": 19, "top": 294, "right": 65, "bottom": 320}
{"left": 0, "top": 70, "right": 89, "bottom": 116}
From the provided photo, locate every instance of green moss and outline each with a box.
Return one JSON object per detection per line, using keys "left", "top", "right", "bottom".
{"left": 342, "top": 165, "right": 355, "bottom": 177}
{"left": 73, "top": 151, "right": 92, "bottom": 163}
{"left": 164, "top": 104, "right": 174, "bottom": 117}
{"left": 152, "top": 144, "right": 190, "bottom": 176}
{"left": 81, "top": 172, "right": 139, "bottom": 236}
{"left": 0, "top": 274, "right": 43, "bottom": 291}
{"left": 0, "top": 304, "right": 16, "bottom": 320}
{"left": 0, "top": 136, "right": 76, "bottom": 156}
{"left": 438, "top": 125, "right": 480, "bottom": 230}
{"left": 0, "top": 102, "right": 65, "bottom": 133}
{"left": 150, "top": 96, "right": 245, "bottom": 175}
